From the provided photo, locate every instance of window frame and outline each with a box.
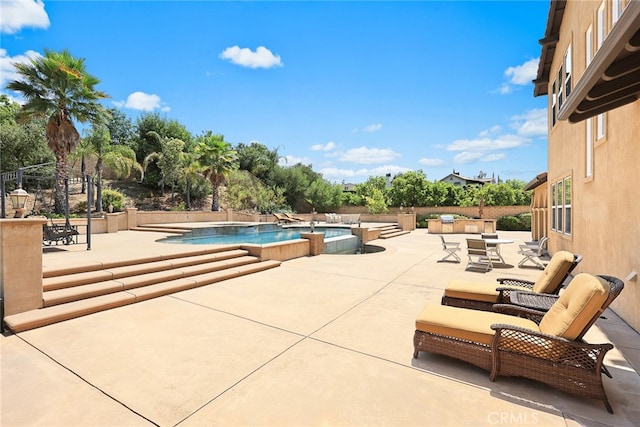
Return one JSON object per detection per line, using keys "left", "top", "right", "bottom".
{"left": 551, "top": 177, "right": 572, "bottom": 236}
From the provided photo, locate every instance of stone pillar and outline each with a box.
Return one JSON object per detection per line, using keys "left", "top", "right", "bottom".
{"left": 126, "top": 207, "right": 137, "bottom": 230}
{"left": 397, "top": 213, "right": 416, "bottom": 231}
{"left": 301, "top": 232, "right": 324, "bottom": 256}
{"left": 0, "top": 218, "right": 46, "bottom": 317}
{"left": 105, "top": 212, "right": 120, "bottom": 233}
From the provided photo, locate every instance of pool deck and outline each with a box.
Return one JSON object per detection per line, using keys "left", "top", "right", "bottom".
{"left": 3, "top": 227, "right": 640, "bottom": 426}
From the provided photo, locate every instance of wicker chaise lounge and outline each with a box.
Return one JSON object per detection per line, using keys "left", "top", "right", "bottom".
{"left": 441, "top": 251, "right": 581, "bottom": 312}
{"left": 414, "top": 273, "right": 624, "bottom": 413}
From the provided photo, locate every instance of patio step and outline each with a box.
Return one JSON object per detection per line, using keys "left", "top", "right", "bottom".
{"left": 377, "top": 224, "right": 410, "bottom": 239}
{"left": 4, "top": 247, "right": 281, "bottom": 333}
{"left": 130, "top": 225, "right": 190, "bottom": 234}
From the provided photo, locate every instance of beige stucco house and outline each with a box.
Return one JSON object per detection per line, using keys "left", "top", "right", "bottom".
{"left": 533, "top": 0, "right": 640, "bottom": 332}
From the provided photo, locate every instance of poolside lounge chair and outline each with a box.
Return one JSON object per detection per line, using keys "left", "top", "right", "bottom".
{"left": 414, "top": 273, "right": 624, "bottom": 413}
{"left": 442, "top": 251, "right": 581, "bottom": 311}
{"left": 283, "top": 212, "right": 305, "bottom": 222}
{"left": 273, "top": 213, "right": 295, "bottom": 224}
{"left": 438, "top": 235, "right": 461, "bottom": 263}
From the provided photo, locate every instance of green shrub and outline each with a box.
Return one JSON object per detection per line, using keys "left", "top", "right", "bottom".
{"left": 497, "top": 212, "right": 531, "bottom": 231}
{"left": 102, "top": 188, "right": 126, "bottom": 212}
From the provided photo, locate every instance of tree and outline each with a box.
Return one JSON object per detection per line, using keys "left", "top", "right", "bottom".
{"left": 194, "top": 133, "right": 238, "bottom": 211}
{"left": 304, "top": 178, "right": 343, "bottom": 213}
{"left": 105, "top": 107, "right": 135, "bottom": 147}
{"left": 223, "top": 169, "right": 286, "bottom": 213}
{"left": 6, "top": 49, "right": 108, "bottom": 213}
{"left": 271, "top": 163, "right": 322, "bottom": 211}
{"left": 0, "top": 95, "right": 54, "bottom": 174}
{"left": 143, "top": 132, "right": 186, "bottom": 202}
{"left": 351, "top": 176, "right": 388, "bottom": 206}
{"left": 236, "top": 141, "right": 280, "bottom": 185}
{"left": 134, "top": 113, "right": 192, "bottom": 187}
{"left": 388, "top": 170, "right": 429, "bottom": 207}
{"left": 74, "top": 125, "right": 142, "bottom": 212}
{"left": 427, "top": 181, "right": 463, "bottom": 207}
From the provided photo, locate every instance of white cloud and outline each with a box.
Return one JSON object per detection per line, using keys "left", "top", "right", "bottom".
{"left": 0, "top": 48, "right": 41, "bottom": 89}
{"left": 319, "top": 167, "right": 356, "bottom": 179}
{"left": 113, "top": 91, "right": 169, "bottom": 112}
{"left": 480, "top": 153, "right": 506, "bottom": 162}
{"left": 338, "top": 146, "right": 401, "bottom": 164}
{"left": 219, "top": 46, "right": 282, "bottom": 69}
{"left": 320, "top": 165, "right": 411, "bottom": 182}
{"left": 505, "top": 58, "right": 539, "bottom": 85}
{"left": 510, "top": 108, "right": 548, "bottom": 137}
{"left": 311, "top": 141, "right": 336, "bottom": 152}
{"left": 363, "top": 123, "right": 382, "bottom": 133}
{"left": 419, "top": 157, "right": 444, "bottom": 167}
{"left": 447, "top": 135, "right": 525, "bottom": 152}
{"left": 453, "top": 151, "right": 483, "bottom": 164}
{"left": 278, "top": 155, "right": 311, "bottom": 166}
{"left": 0, "top": 0, "right": 50, "bottom": 34}
{"left": 498, "top": 58, "right": 539, "bottom": 94}
{"left": 478, "top": 125, "right": 502, "bottom": 137}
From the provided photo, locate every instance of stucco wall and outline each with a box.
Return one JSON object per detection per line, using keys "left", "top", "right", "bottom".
{"left": 545, "top": 0, "right": 640, "bottom": 332}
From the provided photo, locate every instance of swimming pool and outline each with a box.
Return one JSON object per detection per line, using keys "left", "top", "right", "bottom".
{"left": 160, "top": 223, "right": 352, "bottom": 245}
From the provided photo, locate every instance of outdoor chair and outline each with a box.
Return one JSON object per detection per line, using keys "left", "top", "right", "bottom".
{"left": 517, "top": 236, "right": 549, "bottom": 269}
{"left": 480, "top": 232, "right": 499, "bottom": 255}
{"left": 438, "top": 235, "right": 461, "bottom": 263}
{"left": 442, "top": 251, "right": 581, "bottom": 311}
{"left": 414, "top": 273, "right": 624, "bottom": 413}
{"left": 465, "top": 238, "right": 495, "bottom": 272}
{"left": 273, "top": 213, "right": 295, "bottom": 224}
{"left": 283, "top": 212, "right": 305, "bottom": 222}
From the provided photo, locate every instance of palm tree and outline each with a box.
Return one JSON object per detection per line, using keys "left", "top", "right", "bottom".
{"left": 194, "top": 134, "right": 238, "bottom": 211}
{"left": 179, "top": 151, "right": 203, "bottom": 210}
{"left": 6, "top": 49, "right": 108, "bottom": 214}
{"left": 73, "top": 125, "right": 142, "bottom": 212}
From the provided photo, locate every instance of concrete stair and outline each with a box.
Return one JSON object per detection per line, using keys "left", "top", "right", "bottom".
{"left": 130, "top": 224, "right": 192, "bottom": 234}
{"left": 4, "top": 247, "right": 281, "bottom": 333}
{"left": 376, "top": 224, "right": 410, "bottom": 239}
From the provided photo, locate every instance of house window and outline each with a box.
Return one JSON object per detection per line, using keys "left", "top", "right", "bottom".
{"left": 564, "top": 44, "right": 572, "bottom": 98}
{"left": 551, "top": 177, "right": 572, "bottom": 235}
{"left": 551, "top": 183, "right": 556, "bottom": 231}
{"left": 586, "top": 118, "right": 593, "bottom": 178}
{"left": 597, "top": 2, "right": 606, "bottom": 50}
{"left": 586, "top": 25, "right": 593, "bottom": 65}
{"left": 550, "top": 44, "right": 572, "bottom": 128}
{"left": 564, "top": 177, "right": 572, "bottom": 235}
{"left": 612, "top": 0, "right": 623, "bottom": 26}
{"left": 597, "top": 113, "right": 606, "bottom": 140}
{"left": 551, "top": 80, "right": 557, "bottom": 127}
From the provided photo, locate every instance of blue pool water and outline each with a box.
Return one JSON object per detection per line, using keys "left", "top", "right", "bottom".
{"left": 160, "top": 223, "right": 352, "bottom": 245}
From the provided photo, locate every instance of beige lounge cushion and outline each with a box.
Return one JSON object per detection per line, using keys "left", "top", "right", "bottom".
{"left": 539, "top": 273, "right": 609, "bottom": 340}
{"left": 415, "top": 304, "right": 539, "bottom": 345}
{"left": 531, "top": 250, "right": 574, "bottom": 294}
{"left": 444, "top": 280, "right": 531, "bottom": 303}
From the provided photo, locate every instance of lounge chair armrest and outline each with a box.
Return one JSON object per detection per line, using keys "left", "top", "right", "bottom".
{"left": 495, "top": 285, "right": 535, "bottom": 303}
{"left": 444, "top": 242, "right": 461, "bottom": 249}
{"left": 490, "top": 323, "right": 614, "bottom": 368}
{"left": 496, "top": 278, "right": 535, "bottom": 289}
{"left": 491, "top": 304, "right": 546, "bottom": 323}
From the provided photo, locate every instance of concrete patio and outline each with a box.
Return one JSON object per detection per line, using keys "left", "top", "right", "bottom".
{"left": 2, "top": 228, "right": 639, "bottom": 426}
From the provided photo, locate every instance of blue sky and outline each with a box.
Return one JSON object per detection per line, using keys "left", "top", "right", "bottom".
{"left": 1, "top": 0, "right": 550, "bottom": 184}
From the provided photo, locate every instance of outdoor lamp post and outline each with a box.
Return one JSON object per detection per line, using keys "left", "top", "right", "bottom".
{"left": 9, "top": 186, "right": 29, "bottom": 218}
